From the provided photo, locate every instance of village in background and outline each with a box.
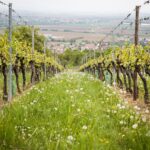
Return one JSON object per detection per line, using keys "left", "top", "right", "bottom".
{"left": 0, "top": 12, "right": 150, "bottom": 54}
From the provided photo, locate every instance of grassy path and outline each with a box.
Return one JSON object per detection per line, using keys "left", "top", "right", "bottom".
{"left": 0, "top": 72, "right": 150, "bottom": 150}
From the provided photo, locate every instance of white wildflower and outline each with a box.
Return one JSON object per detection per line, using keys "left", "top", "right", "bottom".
{"left": 72, "top": 104, "right": 75, "bottom": 107}
{"left": 66, "top": 90, "right": 69, "bottom": 93}
{"left": 30, "top": 102, "right": 34, "bottom": 105}
{"left": 134, "top": 106, "right": 141, "bottom": 111}
{"left": 33, "top": 100, "right": 37, "bottom": 103}
{"left": 130, "top": 116, "right": 134, "bottom": 120}
{"left": 67, "top": 135, "right": 74, "bottom": 143}
{"left": 120, "top": 89, "right": 123, "bottom": 94}
{"left": 54, "top": 107, "right": 58, "bottom": 111}
{"left": 107, "top": 109, "right": 110, "bottom": 113}
{"left": 82, "top": 125, "right": 88, "bottom": 130}
{"left": 113, "top": 110, "right": 117, "bottom": 114}
{"left": 122, "top": 134, "right": 125, "bottom": 137}
{"left": 132, "top": 124, "right": 138, "bottom": 129}
{"left": 142, "top": 116, "right": 147, "bottom": 122}
{"left": 77, "top": 109, "right": 80, "bottom": 112}
{"left": 145, "top": 109, "right": 149, "bottom": 114}
{"left": 80, "top": 88, "right": 83, "bottom": 91}
{"left": 87, "top": 99, "right": 91, "bottom": 103}
{"left": 117, "top": 104, "right": 121, "bottom": 108}
{"left": 123, "top": 91, "right": 127, "bottom": 94}
{"left": 120, "top": 121, "right": 124, "bottom": 125}
{"left": 121, "top": 105, "right": 126, "bottom": 109}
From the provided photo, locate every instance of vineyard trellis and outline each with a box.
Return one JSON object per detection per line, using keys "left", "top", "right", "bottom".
{"left": 80, "top": 45, "right": 150, "bottom": 104}
{"left": 0, "top": 1, "right": 63, "bottom": 101}
{"left": 80, "top": 1, "right": 150, "bottom": 104}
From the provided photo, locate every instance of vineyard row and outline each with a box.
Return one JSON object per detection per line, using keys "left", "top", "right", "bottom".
{"left": 80, "top": 45, "right": 150, "bottom": 104}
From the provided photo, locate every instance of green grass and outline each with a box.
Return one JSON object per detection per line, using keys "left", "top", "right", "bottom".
{"left": 0, "top": 72, "right": 150, "bottom": 150}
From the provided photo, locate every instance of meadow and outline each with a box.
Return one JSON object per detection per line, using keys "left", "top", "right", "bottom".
{"left": 0, "top": 72, "right": 150, "bottom": 150}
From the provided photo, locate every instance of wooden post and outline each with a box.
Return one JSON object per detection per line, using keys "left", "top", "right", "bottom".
{"left": 31, "top": 26, "right": 35, "bottom": 84}
{"left": 133, "top": 6, "right": 140, "bottom": 101}
{"left": 135, "top": 6, "right": 140, "bottom": 46}
{"left": 44, "top": 40, "right": 47, "bottom": 80}
{"left": 8, "top": 3, "right": 13, "bottom": 101}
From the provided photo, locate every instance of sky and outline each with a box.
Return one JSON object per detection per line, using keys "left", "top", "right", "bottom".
{"left": 3, "top": 0, "right": 150, "bottom": 16}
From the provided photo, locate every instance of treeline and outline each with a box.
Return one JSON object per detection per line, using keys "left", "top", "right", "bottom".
{"left": 58, "top": 49, "right": 100, "bottom": 68}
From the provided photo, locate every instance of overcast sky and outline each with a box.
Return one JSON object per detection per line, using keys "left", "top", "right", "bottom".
{"left": 3, "top": 0, "right": 150, "bottom": 15}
